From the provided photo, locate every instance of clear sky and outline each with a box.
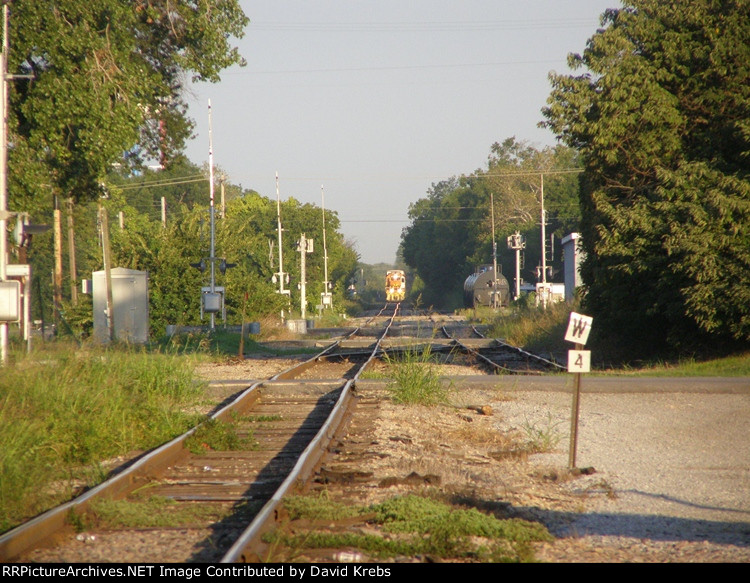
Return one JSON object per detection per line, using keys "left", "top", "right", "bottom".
{"left": 184, "top": 0, "right": 620, "bottom": 265}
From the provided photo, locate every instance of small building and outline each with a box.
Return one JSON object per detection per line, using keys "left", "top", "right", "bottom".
{"left": 93, "top": 267, "right": 149, "bottom": 344}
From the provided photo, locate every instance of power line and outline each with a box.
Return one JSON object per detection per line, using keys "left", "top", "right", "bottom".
{"left": 230, "top": 58, "right": 566, "bottom": 76}
{"left": 250, "top": 19, "right": 599, "bottom": 33}
{"left": 236, "top": 168, "right": 583, "bottom": 183}
{"left": 114, "top": 174, "right": 208, "bottom": 191}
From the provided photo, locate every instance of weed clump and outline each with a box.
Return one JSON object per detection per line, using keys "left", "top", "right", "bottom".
{"left": 521, "top": 413, "right": 564, "bottom": 453}
{"left": 384, "top": 345, "right": 451, "bottom": 406}
{"left": 86, "top": 496, "right": 231, "bottom": 529}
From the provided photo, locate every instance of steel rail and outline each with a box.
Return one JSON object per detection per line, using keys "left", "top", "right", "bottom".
{"left": 0, "top": 313, "right": 387, "bottom": 562}
{"left": 471, "top": 325, "right": 566, "bottom": 372}
{"left": 220, "top": 303, "right": 400, "bottom": 563}
{"left": 437, "top": 323, "right": 563, "bottom": 374}
{"left": 438, "top": 324, "right": 520, "bottom": 374}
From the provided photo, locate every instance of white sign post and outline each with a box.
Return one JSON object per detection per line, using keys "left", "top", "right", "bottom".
{"left": 565, "top": 312, "right": 593, "bottom": 470}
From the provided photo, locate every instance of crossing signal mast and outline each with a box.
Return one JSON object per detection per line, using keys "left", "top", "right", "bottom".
{"left": 536, "top": 174, "right": 554, "bottom": 308}
{"left": 507, "top": 231, "right": 525, "bottom": 300}
{"left": 190, "top": 100, "right": 234, "bottom": 328}
{"left": 272, "top": 172, "right": 290, "bottom": 320}
{"left": 320, "top": 185, "right": 332, "bottom": 310}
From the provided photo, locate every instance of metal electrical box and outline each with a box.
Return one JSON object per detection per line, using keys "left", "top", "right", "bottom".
{"left": 0, "top": 280, "right": 21, "bottom": 322}
{"left": 562, "top": 233, "right": 584, "bottom": 302}
{"left": 93, "top": 268, "right": 149, "bottom": 343}
{"left": 201, "top": 286, "right": 225, "bottom": 320}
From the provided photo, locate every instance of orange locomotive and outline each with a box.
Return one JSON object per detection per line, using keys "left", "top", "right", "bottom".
{"left": 385, "top": 270, "right": 406, "bottom": 302}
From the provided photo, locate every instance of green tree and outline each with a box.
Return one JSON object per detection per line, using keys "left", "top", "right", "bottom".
{"left": 7, "top": 0, "right": 248, "bottom": 214}
{"left": 400, "top": 139, "right": 580, "bottom": 309}
{"left": 107, "top": 157, "right": 213, "bottom": 219}
{"left": 4, "top": 1, "right": 248, "bottom": 330}
{"left": 542, "top": 0, "right": 750, "bottom": 357}
{"left": 101, "top": 184, "right": 360, "bottom": 334}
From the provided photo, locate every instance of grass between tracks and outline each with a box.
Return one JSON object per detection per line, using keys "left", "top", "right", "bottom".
{"left": 0, "top": 341, "right": 209, "bottom": 534}
{"left": 262, "top": 492, "right": 552, "bottom": 563}
{"left": 382, "top": 344, "right": 452, "bottom": 406}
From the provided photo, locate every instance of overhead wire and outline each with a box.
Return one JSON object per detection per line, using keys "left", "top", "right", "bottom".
{"left": 250, "top": 19, "right": 600, "bottom": 33}
{"left": 114, "top": 174, "right": 208, "bottom": 191}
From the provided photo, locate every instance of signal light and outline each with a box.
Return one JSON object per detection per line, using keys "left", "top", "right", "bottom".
{"left": 219, "top": 260, "right": 236, "bottom": 275}
{"left": 190, "top": 259, "right": 207, "bottom": 272}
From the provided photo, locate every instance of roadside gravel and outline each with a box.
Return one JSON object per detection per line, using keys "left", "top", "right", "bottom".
{"left": 485, "top": 378, "right": 750, "bottom": 562}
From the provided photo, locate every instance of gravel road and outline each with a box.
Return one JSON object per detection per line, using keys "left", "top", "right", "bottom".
{"left": 483, "top": 375, "right": 750, "bottom": 560}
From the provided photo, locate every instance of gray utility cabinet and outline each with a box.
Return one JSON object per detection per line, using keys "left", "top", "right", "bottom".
{"left": 562, "top": 232, "right": 584, "bottom": 302}
{"left": 93, "top": 267, "right": 149, "bottom": 344}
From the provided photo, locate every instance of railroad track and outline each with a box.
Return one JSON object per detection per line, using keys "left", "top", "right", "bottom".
{"left": 434, "top": 314, "right": 565, "bottom": 374}
{"left": 2, "top": 304, "right": 567, "bottom": 563}
{"left": 1, "top": 305, "right": 401, "bottom": 563}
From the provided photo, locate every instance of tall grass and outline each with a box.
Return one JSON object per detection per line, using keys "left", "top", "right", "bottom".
{"left": 383, "top": 344, "right": 451, "bottom": 406}
{"left": 602, "top": 352, "right": 750, "bottom": 376}
{"left": 487, "top": 301, "right": 573, "bottom": 356}
{"left": 0, "top": 342, "right": 206, "bottom": 533}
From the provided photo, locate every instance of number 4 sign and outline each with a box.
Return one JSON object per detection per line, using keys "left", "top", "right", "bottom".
{"left": 568, "top": 350, "right": 591, "bottom": 373}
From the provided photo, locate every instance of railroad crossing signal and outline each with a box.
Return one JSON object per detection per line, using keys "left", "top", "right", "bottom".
{"left": 190, "top": 257, "right": 236, "bottom": 274}
{"left": 507, "top": 232, "right": 525, "bottom": 250}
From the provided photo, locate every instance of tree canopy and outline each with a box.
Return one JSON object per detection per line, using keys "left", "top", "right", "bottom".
{"left": 400, "top": 138, "right": 581, "bottom": 309}
{"left": 1, "top": 3, "right": 366, "bottom": 335}
{"left": 6, "top": 0, "right": 248, "bottom": 211}
{"left": 542, "top": 0, "right": 750, "bottom": 357}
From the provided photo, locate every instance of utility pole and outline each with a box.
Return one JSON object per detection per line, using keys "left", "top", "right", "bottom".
{"left": 0, "top": 4, "right": 9, "bottom": 363}
{"left": 99, "top": 204, "right": 114, "bottom": 342}
{"left": 540, "top": 173, "right": 548, "bottom": 309}
{"left": 208, "top": 100, "right": 216, "bottom": 330}
{"left": 66, "top": 198, "right": 77, "bottom": 305}
{"left": 220, "top": 174, "right": 226, "bottom": 219}
{"left": 490, "top": 192, "right": 498, "bottom": 309}
{"left": 0, "top": 4, "right": 35, "bottom": 362}
{"left": 53, "top": 196, "right": 63, "bottom": 329}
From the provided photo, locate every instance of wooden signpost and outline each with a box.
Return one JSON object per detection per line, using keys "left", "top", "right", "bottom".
{"left": 565, "top": 312, "right": 593, "bottom": 469}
